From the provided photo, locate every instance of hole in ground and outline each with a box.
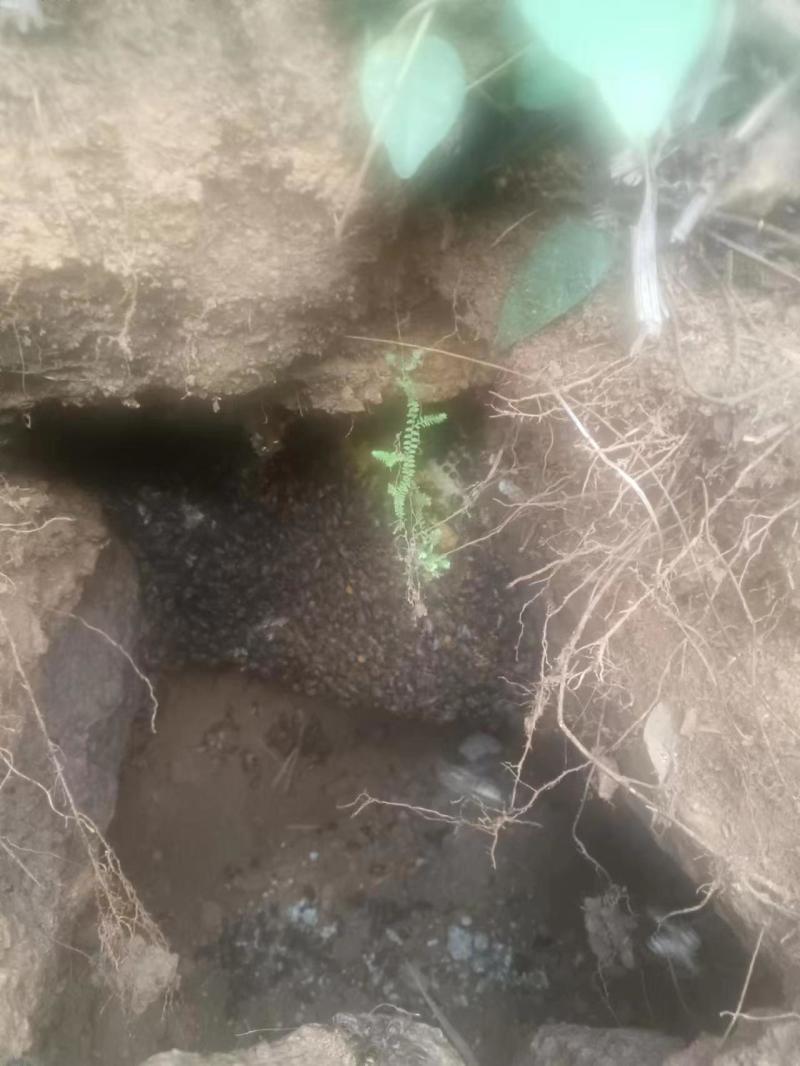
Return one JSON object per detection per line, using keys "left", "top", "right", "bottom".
{"left": 12, "top": 396, "right": 775, "bottom": 1064}
{"left": 50, "top": 670, "right": 760, "bottom": 1066}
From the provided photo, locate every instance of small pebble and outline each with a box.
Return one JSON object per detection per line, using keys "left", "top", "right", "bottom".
{"left": 448, "top": 925, "right": 473, "bottom": 962}
{"left": 458, "top": 732, "right": 503, "bottom": 764}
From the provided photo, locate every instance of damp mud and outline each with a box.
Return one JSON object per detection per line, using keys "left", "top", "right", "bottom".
{"left": 46, "top": 668, "right": 753, "bottom": 1066}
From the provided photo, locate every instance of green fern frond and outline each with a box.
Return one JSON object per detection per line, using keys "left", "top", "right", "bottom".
{"left": 419, "top": 412, "right": 448, "bottom": 428}
{"left": 371, "top": 449, "right": 403, "bottom": 468}
{"left": 372, "top": 350, "right": 450, "bottom": 613}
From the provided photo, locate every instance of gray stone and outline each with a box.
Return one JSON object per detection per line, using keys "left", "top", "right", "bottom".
{"left": 0, "top": 481, "right": 146, "bottom": 1058}
{"left": 139, "top": 1016, "right": 466, "bottom": 1066}
{"left": 666, "top": 1020, "right": 800, "bottom": 1066}
{"left": 515, "top": 1023, "right": 800, "bottom": 1066}
{"left": 516, "top": 1023, "right": 683, "bottom": 1066}
{"left": 457, "top": 732, "right": 503, "bottom": 764}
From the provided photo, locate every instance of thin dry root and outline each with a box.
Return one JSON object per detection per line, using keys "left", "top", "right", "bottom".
{"left": 0, "top": 604, "right": 171, "bottom": 1009}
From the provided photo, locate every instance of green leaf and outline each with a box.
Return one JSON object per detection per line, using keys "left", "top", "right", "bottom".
{"left": 372, "top": 449, "right": 403, "bottom": 468}
{"left": 514, "top": 0, "right": 716, "bottom": 140}
{"left": 497, "top": 218, "right": 615, "bottom": 349}
{"left": 419, "top": 412, "right": 448, "bottom": 428}
{"left": 515, "top": 44, "right": 590, "bottom": 112}
{"left": 360, "top": 33, "right": 466, "bottom": 178}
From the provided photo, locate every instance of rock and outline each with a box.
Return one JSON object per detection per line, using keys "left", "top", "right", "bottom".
{"left": 666, "top": 1020, "right": 800, "bottom": 1066}
{"left": 437, "top": 761, "right": 505, "bottom": 806}
{"left": 582, "top": 889, "right": 637, "bottom": 975}
{"left": 139, "top": 1015, "right": 465, "bottom": 1065}
{"left": 515, "top": 1023, "right": 683, "bottom": 1066}
{"left": 457, "top": 731, "right": 503, "bottom": 764}
{"left": 110, "top": 935, "right": 179, "bottom": 1018}
{"left": 0, "top": 480, "right": 147, "bottom": 1057}
{"left": 0, "top": 1, "right": 349, "bottom": 409}
{"left": 334, "top": 1014, "right": 466, "bottom": 1066}
{"left": 0, "top": 1, "right": 491, "bottom": 414}
{"left": 515, "top": 1021, "right": 800, "bottom": 1066}
{"left": 448, "top": 924, "right": 474, "bottom": 962}
{"left": 138, "top": 1029, "right": 356, "bottom": 1066}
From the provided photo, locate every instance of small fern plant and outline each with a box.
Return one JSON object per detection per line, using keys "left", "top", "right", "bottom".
{"left": 372, "top": 351, "right": 449, "bottom": 614}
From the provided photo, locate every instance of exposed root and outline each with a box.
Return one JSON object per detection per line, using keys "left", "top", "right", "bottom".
{"left": 475, "top": 338, "right": 800, "bottom": 977}
{"left": 54, "top": 609, "right": 159, "bottom": 732}
{"left": 369, "top": 328, "right": 800, "bottom": 987}
{"left": 719, "top": 926, "right": 765, "bottom": 1046}
{"left": 0, "top": 596, "right": 171, "bottom": 1011}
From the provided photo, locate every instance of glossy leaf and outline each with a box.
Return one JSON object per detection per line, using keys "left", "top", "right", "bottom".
{"left": 515, "top": 0, "right": 717, "bottom": 140}
{"left": 360, "top": 33, "right": 466, "bottom": 178}
{"left": 497, "top": 218, "right": 615, "bottom": 349}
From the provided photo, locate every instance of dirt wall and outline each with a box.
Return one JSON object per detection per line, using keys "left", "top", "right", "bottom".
{"left": 0, "top": 0, "right": 499, "bottom": 415}
{"left": 0, "top": 0, "right": 367, "bottom": 409}
{"left": 488, "top": 275, "right": 800, "bottom": 1002}
{"left": 0, "top": 480, "right": 152, "bottom": 1058}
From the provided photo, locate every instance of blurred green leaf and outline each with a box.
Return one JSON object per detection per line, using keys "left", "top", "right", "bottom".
{"left": 497, "top": 218, "right": 615, "bottom": 348}
{"left": 515, "top": 43, "right": 590, "bottom": 111}
{"left": 360, "top": 33, "right": 466, "bottom": 178}
{"left": 514, "top": 0, "right": 717, "bottom": 140}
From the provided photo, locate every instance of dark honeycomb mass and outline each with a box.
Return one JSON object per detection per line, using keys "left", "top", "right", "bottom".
{"left": 107, "top": 438, "right": 533, "bottom": 722}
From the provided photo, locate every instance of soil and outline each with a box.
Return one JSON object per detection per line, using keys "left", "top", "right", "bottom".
{"left": 0, "top": 479, "right": 144, "bottom": 1058}
{"left": 0, "top": 0, "right": 361, "bottom": 406}
{"left": 482, "top": 263, "right": 800, "bottom": 1001}
{"left": 0, "top": 0, "right": 505, "bottom": 415}
{"left": 44, "top": 668, "right": 751, "bottom": 1065}
{"left": 0, "top": 1, "right": 798, "bottom": 1057}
